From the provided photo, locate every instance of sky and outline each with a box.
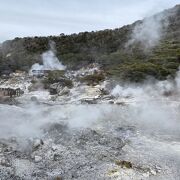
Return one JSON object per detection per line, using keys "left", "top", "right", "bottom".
{"left": 0, "top": 0, "right": 179, "bottom": 42}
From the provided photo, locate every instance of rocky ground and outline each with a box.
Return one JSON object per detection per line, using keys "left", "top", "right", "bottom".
{"left": 1, "top": 65, "right": 180, "bottom": 179}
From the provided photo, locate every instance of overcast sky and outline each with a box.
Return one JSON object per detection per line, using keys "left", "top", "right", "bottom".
{"left": 0, "top": 0, "right": 179, "bottom": 42}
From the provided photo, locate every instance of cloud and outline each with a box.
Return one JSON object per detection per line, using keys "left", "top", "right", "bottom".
{"left": 0, "top": 0, "right": 179, "bottom": 42}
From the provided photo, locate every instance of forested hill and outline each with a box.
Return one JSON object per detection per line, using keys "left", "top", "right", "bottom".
{"left": 0, "top": 4, "right": 179, "bottom": 82}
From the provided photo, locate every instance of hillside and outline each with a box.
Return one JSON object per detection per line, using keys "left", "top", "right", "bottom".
{"left": 0, "top": 5, "right": 179, "bottom": 82}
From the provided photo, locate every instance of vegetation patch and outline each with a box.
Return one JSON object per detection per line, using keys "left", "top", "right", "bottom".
{"left": 115, "top": 160, "right": 133, "bottom": 169}
{"left": 43, "top": 70, "right": 73, "bottom": 88}
{"left": 0, "top": 5, "right": 179, "bottom": 82}
{"left": 80, "top": 73, "right": 105, "bottom": 85}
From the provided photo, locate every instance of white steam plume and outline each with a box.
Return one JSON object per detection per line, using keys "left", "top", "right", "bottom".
{"left": 126, "top": 13, "right": 169, "bottom": 51}
{"left": 2, "top": 69, "right": 180, "bottom": 140}
{"left": 30, "top": 41, "right": 66, "bottom": 73}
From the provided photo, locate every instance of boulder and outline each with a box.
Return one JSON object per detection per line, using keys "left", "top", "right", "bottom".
{"left": 32, "top": 139, "right": 44, "bottom": 150}
{"left": 81, "top": 98, "right": 98, "bottom": 104}
{"left": 0, "top": 157, "right": 11, "bottom": 167}
{"left": 58, "top": 86, "right": 70, "bottom": 96}
{"left": 50, "top": 83, "right": 71, "bottom": 96}
{"left": 49, "top": 83, "right": 62, "bottom": 95}
{"left": 34, "top": 155, "right": 42, "bottom": 163}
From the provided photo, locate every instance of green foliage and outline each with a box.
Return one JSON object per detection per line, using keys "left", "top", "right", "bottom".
{"left": 0, "top": 5, "right": 179, "bottom": 82}
{"left": 45, "top": 70, "right": 65, "bottom": 84}
{"left": 107, "top": 63, "right": 171, "bottom": 82}
{"left": 80, "top": 73, "right": 105, "bottom": 85}
{"left": 115, "top": 160, "right": 132, "bottom": 169}
{"left": 43, "top": 70, "right": 73, "bottom": 88}
{"left": 24, "top": 37, "right": 49, "bottom": 53}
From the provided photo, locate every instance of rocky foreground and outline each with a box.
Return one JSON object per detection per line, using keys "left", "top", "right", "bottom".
{"left": 1, "top": 65, "right": 180, "bottom": 179}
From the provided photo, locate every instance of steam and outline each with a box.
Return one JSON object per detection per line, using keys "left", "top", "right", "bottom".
{"left": 126, "top": 13, "right": 169, "bottom": 51}
{"left": 2, "top": 50, "right": 180, "bottom": 143}
{"left": 2, "top": 69, "right": 180, "bottom": 140}
{"left": 30, "top": 41, "right": 66, "bottom": 73}
{"left": 0, "top": 103, "right": 110, "bottom": 139}
{"left": 111, "top": 68, "right": 180, "bottom": 100}
{"left": 109, "top": 69, "right": 180, "bottom": 136}
{"left": 1, "top": 94, "right": 180, "bottom": 141}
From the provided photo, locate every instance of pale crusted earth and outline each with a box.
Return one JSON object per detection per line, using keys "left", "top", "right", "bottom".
{"left": 1, "top": 69, "right": 180, "bottom": 179}
{"left": 1, "top": 101, "right": 180, "bottom": 180}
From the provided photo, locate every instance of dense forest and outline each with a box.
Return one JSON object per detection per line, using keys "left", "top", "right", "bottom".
{"left": 0, "top": 5, "right": 179, "bottom": 82}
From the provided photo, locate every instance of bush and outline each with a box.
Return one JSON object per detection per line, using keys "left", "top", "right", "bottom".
{"left": 43, "top": 70, "right": 73, "bottom": 88}
{"left": 80, "top": 73, "right": 105, "bottom": 85}
{"left": 107, "top": 63, "right": 171, "bottom": 82}
{"left": 45, "top": 70, "right": 65, "bottom": 84}
{"left": 0, "top": 6, "right": 179, "bottom": 83}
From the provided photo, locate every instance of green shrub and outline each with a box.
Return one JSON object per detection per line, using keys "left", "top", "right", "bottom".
{"left": 107, "top": 63, "right": 171, "bottom": 82}
{"left": 80, "top": 73, "right": 105, "bottom": 85}
{"left": 45, "top": 70, "right": 65, "bottom": 84}
{"left": 43, "top": 70, "right": 73, "bottom": 88}
{"left": 0, "top": 6, "right": 179, "bottom": 83}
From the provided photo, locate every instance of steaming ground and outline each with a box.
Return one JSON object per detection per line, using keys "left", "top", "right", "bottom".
{"left": 1, "top": 64, "right": 180, "bottom": 179}
{"left": 1, "top": 98, "right": 180, "bottom": 140}
{"left": 1, "top": 44, "right": 180, "bottom": 178}
{"left": 1, "top": 93, "right": 180, "bottom": 179}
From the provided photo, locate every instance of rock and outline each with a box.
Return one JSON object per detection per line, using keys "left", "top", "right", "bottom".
{"left": 53, "top": 154, "right": 62, "bottom": 161}
{"left": 100, "top": 88, "right": 109, "bottom": 95}
{"left": 142, "top": 172, "right": 150, "bottom": 177}
{"left": 58, "top": 86, "right": 70, "bottom": 96}
{"left": 34, "top": 155, "right": 42, "bottom": 163}
{"left": 3, "top": 146, "right": 12, "bottom": 153}
{"left": 114, "top": 100, "right": 126, "bottom": 106}
{"left": 0, "top": 157, "right": 11, "bottom": 167}
{"left": 48, "top": 76, "right": 73, "bottom": 95}
{"left": 150, "top": 169, "right": 157, "bottom": 175}
{"left": 108, "top": 100, "right": 114, "bottom": 104}
{"left": 49, "top": 83, "right": 62, "bottom": 95}
{"left": 52, "top": 145, "right": 58, "bottom": 151}
{"left": 81, "top": 98, "right": 98, "bottom": 104}
{"left": 102, "top": 95, "right": 115, "bottom": 101}
{"left": 33, "top": 139, "right": 44, "bottom": 150}
{"left": 155, "top": 165, "right": 162, "bottom": 172}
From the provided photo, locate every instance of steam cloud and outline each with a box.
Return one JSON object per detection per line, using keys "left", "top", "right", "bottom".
{"left": 30, "top": 41, "right": 66, "bottom": 73}
{"left": 1, "top": 69, "right": 180, "bottom": 140}
{"left": 126, "top": 13, "right": 169, "bottom": 51}
{"left": 111, "top": 73, "right": 179, "bottom": 101}
{"left": 109, "top": 69, "right": 180, "bottom": 136}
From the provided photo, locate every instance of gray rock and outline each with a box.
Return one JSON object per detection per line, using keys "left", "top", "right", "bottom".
{"left": 81, "top": 98, "right": 98, "bottom": 104}
{"left": 58, "top": 86, "right": 70, "bottom": 96}
{"left": 34, "top": 155, "right": 42, "bottom": 163}
{"left": 33, "top": 139, "right": 44, "bottom": 150}
{"left": 49, "top": 83, "right": 63, "bottom": 95}
{"left": 0, "top": 157, "right": 11, "bottom": 167}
